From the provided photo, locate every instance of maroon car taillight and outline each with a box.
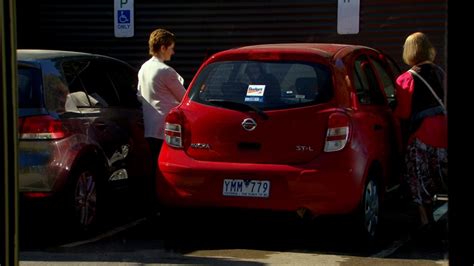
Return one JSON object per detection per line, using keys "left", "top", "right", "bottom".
{"left": 23, "top": 192, "right": 53, "bottom": 199}
{"left": 19, "top": 115, "right": 68, "bottom": 140}
{"left": 324, "top": 112, "right": 350, "bottom": 152}
{"left": 164, "top": 109, "right": 184, "bottom": 149}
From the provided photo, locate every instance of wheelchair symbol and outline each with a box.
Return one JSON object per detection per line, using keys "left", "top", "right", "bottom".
{"left": 118, "top": 10, "right": 130, "bottom": 24}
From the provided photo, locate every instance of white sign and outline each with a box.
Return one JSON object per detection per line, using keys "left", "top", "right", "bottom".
{"left": 337, "top": 0, "right": 360, "bottom": 34}
{"left": 114, "top": 0, "right": 134, "bottom": 38}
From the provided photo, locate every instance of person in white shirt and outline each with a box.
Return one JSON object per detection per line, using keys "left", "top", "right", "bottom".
{"left": 137, "top": 28, "right": 186, "bottom": 205}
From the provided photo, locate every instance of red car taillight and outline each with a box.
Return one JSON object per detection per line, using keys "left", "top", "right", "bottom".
{"left": 164, "top": 109, "right": 184, "bottom": 149}
{"left": 324, "top": 112, "right": 350, "bottom": 152}
{"left": 19, "top": 115, "right": 68, "bottom": 140}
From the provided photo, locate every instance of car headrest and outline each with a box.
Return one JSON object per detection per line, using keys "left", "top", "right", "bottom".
{"left": 295, "top": 77, "right": 318, "bottom": 99}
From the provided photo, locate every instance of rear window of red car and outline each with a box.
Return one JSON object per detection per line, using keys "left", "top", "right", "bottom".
{"left": 188, "top": 60, "right": 333, "bottom": 110}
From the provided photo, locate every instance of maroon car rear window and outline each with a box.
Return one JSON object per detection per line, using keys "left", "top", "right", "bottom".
{"left": 18, "top": 66, "right": 43, "bottom": 108}
{"left": 189, "top": 60, "right": 333, "bottom": 110}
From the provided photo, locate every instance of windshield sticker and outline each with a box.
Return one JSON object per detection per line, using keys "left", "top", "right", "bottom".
{"left": 245, "top": 85, "right": 265, "bottom": 102}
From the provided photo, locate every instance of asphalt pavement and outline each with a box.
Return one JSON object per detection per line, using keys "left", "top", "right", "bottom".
{"left": 19, "top": 200, "right": 449, "bottom": 265}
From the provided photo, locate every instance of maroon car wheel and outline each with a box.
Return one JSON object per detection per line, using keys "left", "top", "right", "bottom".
{"left": 73, "top": 169, "right": 98, "bottom": 229}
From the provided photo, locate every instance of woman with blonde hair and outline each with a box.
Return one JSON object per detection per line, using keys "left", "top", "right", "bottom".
{"left": 395, "top": 32, "right": 447, "bottom": 231}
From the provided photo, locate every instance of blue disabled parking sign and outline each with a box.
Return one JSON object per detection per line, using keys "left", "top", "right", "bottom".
{"left": 114, "top": 0, "right": 134, "bottom": 37}
{"left": 118, "top": 10, "right": 130, "bottom": 24}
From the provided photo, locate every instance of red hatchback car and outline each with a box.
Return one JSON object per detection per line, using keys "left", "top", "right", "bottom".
{"left": 157, "top": 43, "right": 403, "bottom": 240}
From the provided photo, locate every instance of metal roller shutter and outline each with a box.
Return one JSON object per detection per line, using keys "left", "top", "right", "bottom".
{"left": 17, "top": 0, "right": 447, "bottom": 86}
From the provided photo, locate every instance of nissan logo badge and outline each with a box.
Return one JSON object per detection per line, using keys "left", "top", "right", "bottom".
{"left": 242, "top": 118, "right": 257, "bottom": 131}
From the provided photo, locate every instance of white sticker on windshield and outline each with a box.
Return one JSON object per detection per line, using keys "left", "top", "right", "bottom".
{"left": 245, "top": 85, "right": 265, "bottom": 102}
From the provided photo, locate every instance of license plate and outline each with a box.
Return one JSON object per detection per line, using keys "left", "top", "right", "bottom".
{"left": 222, "top": 179, "right": 270, "bottom": 198}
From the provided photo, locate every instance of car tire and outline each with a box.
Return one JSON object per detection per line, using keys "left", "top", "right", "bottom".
{"left": 354, "top": 174, "right": 381, "bottom": 243}
{"left": 65, "top": 158, "right": 103, "bottom": 236}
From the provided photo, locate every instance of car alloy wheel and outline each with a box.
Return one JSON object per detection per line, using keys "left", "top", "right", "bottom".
{"left": 74, "top": 170, "right": 97, "bottom": 229}
{"left": 363, "top": 179, "right": 379, "bottom": 239}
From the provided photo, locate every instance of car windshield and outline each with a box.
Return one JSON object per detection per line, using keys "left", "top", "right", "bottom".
{"left": 188, "top": 60, "right": 333, "bottom": 110}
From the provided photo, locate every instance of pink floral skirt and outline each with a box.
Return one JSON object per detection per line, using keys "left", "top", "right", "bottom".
{"left": 404, "top": 138, "right": 448, "bottom": 205}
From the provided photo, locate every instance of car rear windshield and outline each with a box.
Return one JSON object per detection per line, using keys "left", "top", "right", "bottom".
{"left": 188, "top": 60, "right": 333, "bottom": 110}
{"left": 18, "top": 66, "right": 43, "bottom": 108}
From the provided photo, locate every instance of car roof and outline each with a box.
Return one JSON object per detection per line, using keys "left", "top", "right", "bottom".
{"left": 17, "top": 49, "right": 117, "bottom": 62}
{"left": 213, "top": 43, "right": 374, "bottom": 60}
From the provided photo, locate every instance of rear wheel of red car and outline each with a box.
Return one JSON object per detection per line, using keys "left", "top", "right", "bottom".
{"left": 354, "top": 175, "right": 380, "bottom": 242}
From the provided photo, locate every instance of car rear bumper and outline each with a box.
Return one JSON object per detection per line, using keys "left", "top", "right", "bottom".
{"left": 18, "top": 136, "right": 80, "bottom": 192}
{"left": 157, "top": 145, "right": 366, "bottom": 216}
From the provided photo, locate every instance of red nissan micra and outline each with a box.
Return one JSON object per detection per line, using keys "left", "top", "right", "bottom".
{"left": 157, "top": 43, "right": 403, "bottom": 241}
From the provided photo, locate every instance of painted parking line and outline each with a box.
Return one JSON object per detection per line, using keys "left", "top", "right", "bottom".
{"left": 370, "top": 202, "right": 448, "bottom": 258}
{"left": 370, "top": 235, "right": 411, "bottom": 258}
{"left": 60, "top": 217, "right": 148, "bottom": 248}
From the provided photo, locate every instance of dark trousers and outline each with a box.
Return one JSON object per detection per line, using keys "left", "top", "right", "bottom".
{"left": 144, "top": 137, "right": 163, "bottom": 212}
{"left": 146, "top": 137, "right": 163, "bottom": 175}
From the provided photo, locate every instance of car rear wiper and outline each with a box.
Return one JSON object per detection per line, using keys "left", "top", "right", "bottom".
{"left": 207, "top": 99, "right": 268, "bottom": 120}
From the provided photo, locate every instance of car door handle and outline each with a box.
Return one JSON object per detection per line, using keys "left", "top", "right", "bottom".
{"left": 373, "top": 124, "right": 383, "bottom": 131}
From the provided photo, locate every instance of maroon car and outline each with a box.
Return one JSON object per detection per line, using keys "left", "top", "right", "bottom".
{"left": 18, "top": 50, "right": 153, "bottom": 234}
{"left": 157, "top": 43, "right": 404, "bottom": 241}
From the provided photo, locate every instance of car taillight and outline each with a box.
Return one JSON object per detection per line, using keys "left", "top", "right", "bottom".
{"left": 324, "top": 112, "right": 350, "bottom": 152}
{"left": 164, "top": 109, "right": 184, "bottom": 149}
{"left": 23, "top": 192, "right": 53, "bottom": 199}
{"left": 19, "top": 115, "right": 68, "bottom": 140}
